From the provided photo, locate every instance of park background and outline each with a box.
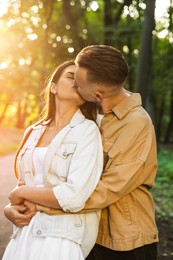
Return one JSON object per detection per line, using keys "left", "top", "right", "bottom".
{"left": 0, "top": 0, "right": 172, "bottom": 259}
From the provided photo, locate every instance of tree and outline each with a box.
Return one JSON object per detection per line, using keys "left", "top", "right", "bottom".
{"left": 135, "top": 0, "right": 156, "bottom": 124}
{"left": 0, "top": 0, "right": 172, "bottom": 144}
{"left": 103, "top": 0, "right": 133, "bottom": 45}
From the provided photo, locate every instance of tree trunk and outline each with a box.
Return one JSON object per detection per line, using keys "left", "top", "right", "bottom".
{"left": 103, "top": 0, "right": 133, "bottom": 45}
{"left": 62, "top": 0, "right": 84, "bottom": 53}
{"left": 16, "top": 102, "right": 22, "bottom": 128}
{"left": 0, "top": 102, "right": 9, "bottom": 124}
{"left": 104, "top": 0, "right": 113, "bottom": 45}
{"left": 135, "top": 0, "right": 156, "bottom": 112}
{"left": 156, "top": 96, "right": 165, "bottom": 143}
{"left": 164, "top": 90, "right": 173, "bottom": 143}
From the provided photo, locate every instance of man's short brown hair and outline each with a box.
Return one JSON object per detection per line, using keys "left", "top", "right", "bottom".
{"left": 75, "top": 45, "right": 129, "bottom": 86}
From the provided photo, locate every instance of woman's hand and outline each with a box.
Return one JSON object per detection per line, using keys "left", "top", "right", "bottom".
{"left": 9, "top": 185, "right": 25, "bottom": 205}
{"left": 4, "top": 203, "right": 36, "bottom": 227}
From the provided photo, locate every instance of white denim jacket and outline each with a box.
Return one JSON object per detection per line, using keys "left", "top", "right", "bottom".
{"left": 15, "top": 110, "right": 103, "bottom": 258}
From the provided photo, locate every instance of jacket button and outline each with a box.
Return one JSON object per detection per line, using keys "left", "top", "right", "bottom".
{"left": 63, "top": 152, "right": 67, "bottom": 157}
{"left": 37, "top": 230, "right": 42, "bottom": 235}
{"left": 153, "top": 234, "right": 157, "bottom": 239}
{"left": 75, "top": 223, "right": 82, "bottom": 227}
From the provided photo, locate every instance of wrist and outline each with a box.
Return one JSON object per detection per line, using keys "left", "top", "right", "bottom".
{"left": 19, "top": 185, "right": 28, "bottom": 199}
{"left": 10, "top": 185, "right": 26, "bottom": 201}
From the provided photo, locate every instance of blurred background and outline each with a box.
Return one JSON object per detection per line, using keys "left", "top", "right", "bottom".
{"left": 0, "top": 0, "right": 172, "bottom": 258}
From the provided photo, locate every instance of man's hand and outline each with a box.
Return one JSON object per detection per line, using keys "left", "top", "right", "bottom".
{"left": 4, "top": 203, "right": 36, "bottom": 227}
{"left": 23, "top": 200, "right": 37, "bottom": 215}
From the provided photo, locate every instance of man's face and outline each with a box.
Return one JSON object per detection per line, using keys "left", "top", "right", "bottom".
{"left": 74, "top": 66, "right": 97, "bottom": 102}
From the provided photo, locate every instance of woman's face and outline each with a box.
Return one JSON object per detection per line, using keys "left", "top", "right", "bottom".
{"left": 53, "top": 64, "right": 85, "bottom": 106}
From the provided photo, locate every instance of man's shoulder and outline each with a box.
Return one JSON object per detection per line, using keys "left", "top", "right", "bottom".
{"left": 129, "top": 105, "right": 151, "bottom": 121}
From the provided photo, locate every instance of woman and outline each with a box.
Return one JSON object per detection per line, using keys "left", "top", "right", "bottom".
{"left": 3, "top": 61, "right": 103, "bottom": 260}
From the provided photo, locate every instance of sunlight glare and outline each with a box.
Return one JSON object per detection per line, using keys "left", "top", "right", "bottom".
{"left": 27, "top": 33, "right": 38, "bottom": 40}
{"left": 31, "top": 5, "right": 39, "bottom": 13}
{"left": 90, "top": 1, "right": 99, "bottom": 11}
{"left": 157, "top": 29, "right": 168, "bottom": 39}
{"left": 68, "top": 47, "right": 74, "bottom": 53}
{"left": 7, "top": 19, "right": 15, "bottom": 27}
{"left": 0, "top": 61, "right": 8, "bottom": 69}
{"left": 123, "top": 45, "right": 129, "bottom": 54}
{"left": 0, "top": 0, "right": 9, "bottom": 17}
{"left": 56, "top": 36, "right": 61, "bottom": 42}
{"left": 155, "top": 0, "right": 170, "bottom": 18}
{"left": 19, "top": 59, "right": 25, "bottom": 66}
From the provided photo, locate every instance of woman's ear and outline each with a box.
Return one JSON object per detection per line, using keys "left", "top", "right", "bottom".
{"left": 50, "top": 82, "right": 57, "bottom": 94}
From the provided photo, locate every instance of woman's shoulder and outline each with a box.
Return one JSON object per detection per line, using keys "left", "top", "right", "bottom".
{"left": 77, "top": 114, "right": 98, "bottom": 128}
{"left": 73, "top": 118, "right": 100, "bottom": 141}
{"left": 70, "top": 109, "right": 98, "bottom": 129}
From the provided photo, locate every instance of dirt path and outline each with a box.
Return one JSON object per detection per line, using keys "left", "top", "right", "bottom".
{"left": 0, "top": 154, "right": 16, "bottom": 259}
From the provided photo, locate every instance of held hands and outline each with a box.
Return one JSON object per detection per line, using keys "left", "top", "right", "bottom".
{"left": 4, "top": 202, "right": 36, "bottom": 227}
{"left": 7, "top": 184, "right": 37, "bottom": 227}
{"left": 23, "top": 200, "right": 37, "bottom": 215}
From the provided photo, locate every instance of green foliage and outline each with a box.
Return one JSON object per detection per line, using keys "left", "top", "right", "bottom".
{"left": 152, "top": 149, "right": 173, "bottom": 220}
{"left": 84, "top": 2, "right": 104, "bottom": 44}
{"left": 0, "top": 0, "right": 172, "bottom": 141}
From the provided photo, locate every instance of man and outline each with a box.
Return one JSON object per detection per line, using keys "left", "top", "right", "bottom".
{"left": 4, "top": 45, "right": 158, "bottom": 260}
{"left": 74, "top": 45, "right": 158, "bottom": 260}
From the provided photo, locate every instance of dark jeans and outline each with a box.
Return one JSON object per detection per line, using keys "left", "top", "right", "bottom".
{"left": 86, "top": 243, "right": 157, "bottom": 260}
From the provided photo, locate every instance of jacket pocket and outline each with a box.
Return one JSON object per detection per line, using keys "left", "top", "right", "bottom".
{"left": 17, "top": 147, "right": 32, "bottom": 180}
{"left": 49, "top": 143, "right": 77, "bottom": 183}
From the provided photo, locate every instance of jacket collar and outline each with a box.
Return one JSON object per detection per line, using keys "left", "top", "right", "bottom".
{"left": 32, "top": 109, "right": 85, "bottom": 130}
{"left": 111, "top": 92, "right": 142, "bottom": 119}
{"left": 69, "top": 109, "right": 85, "bottom": 127}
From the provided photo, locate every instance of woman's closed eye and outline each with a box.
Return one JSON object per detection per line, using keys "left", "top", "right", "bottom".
{"left": 66, "top": 72, "right": 74, "bottom": 79}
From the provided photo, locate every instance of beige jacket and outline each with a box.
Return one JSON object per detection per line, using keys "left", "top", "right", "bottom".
{"left": 38, "top": 93, "right": 159, "bottom": 251}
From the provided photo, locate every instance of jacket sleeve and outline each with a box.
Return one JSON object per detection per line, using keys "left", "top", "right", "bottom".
{"left": 52, "top": 122, "right": 103, "bottom": 213}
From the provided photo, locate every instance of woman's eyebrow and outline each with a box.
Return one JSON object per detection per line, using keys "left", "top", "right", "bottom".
{"left": 66, "top": 72, "right": 74, "bottom": 77}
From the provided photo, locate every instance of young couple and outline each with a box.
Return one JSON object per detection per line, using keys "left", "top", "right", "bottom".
{"left": 3, "top": 45, "right": 158, "bottom": 260}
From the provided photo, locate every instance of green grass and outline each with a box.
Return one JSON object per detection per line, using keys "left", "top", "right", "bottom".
{"left": 152, "top": 149, "right": 173, "bottom": 220}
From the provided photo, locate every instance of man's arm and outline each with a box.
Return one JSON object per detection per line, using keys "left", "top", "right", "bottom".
{"left": 82, "top": 117, "right": 157, "bottom": 211}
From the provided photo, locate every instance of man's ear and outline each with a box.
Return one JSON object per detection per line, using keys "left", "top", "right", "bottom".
{"left": 50, "top": 82, "right": 57, "bottom": 94}
{"left": 95, "top": 91, "right": 104, "bottom": 102}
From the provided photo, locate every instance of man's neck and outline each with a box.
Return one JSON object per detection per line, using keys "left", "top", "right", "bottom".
{"left": 101, "top": 88, "right": 130, "bottom": 113}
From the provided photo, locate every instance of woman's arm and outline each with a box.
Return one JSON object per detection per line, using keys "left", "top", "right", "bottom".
{"left": 52, "top": 122, "right": 103, "bottom": 213}
{"left": 9, "top": 185, "right": 61, "bottom": 209}
{"left": 10, "top": 122, "right": 103, "bottom": 213}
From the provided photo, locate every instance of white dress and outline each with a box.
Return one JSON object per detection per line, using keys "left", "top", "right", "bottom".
{"left": 2, "top": 147, "right": 84, "bottom": 260}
